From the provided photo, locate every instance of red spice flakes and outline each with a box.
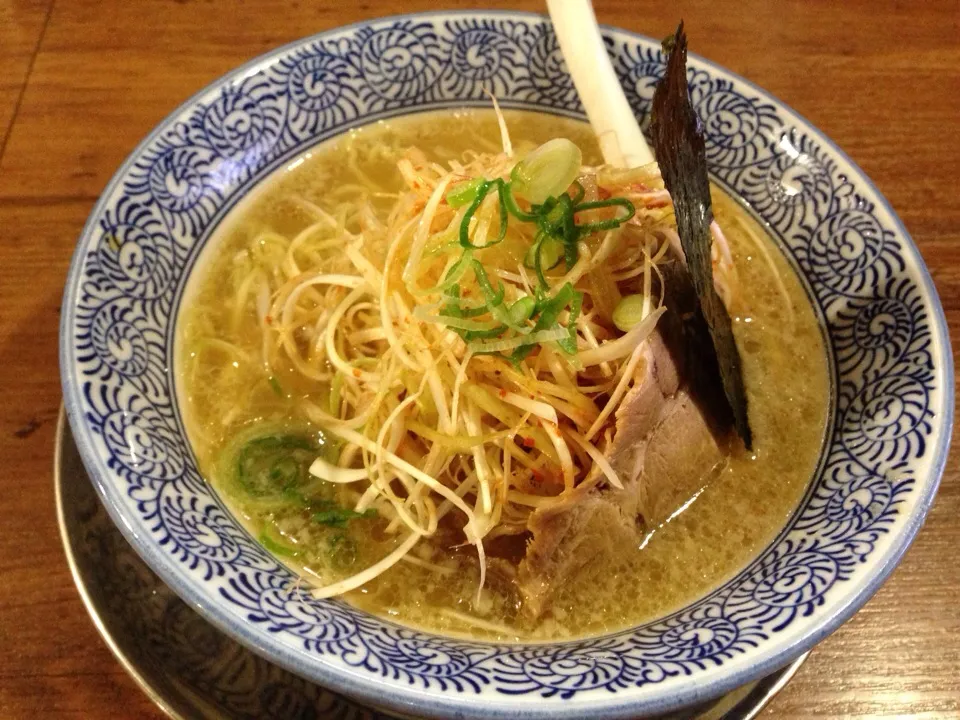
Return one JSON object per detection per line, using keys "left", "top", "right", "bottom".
{"left": 531, "top": 468, "right": 557, "bottom": 486}
{"left": 498, "top": 388, "right": 507, "bottom": 399}
{"left": 352, "top": 368, "right": 362, "bottom": 378}
{"left": 265, "top": 315, "right": 273, "bottom": 325}
{"left": 517, "top": 435, "right": 536, "bottom": 449}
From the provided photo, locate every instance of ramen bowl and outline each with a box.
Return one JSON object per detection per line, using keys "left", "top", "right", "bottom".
{"left": 60, "top": 11, "right": 953, "bottom": 719}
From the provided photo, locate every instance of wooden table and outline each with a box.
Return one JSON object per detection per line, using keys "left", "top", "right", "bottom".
{"left": 0, "top": 0, "right": 957, "bottom": 717}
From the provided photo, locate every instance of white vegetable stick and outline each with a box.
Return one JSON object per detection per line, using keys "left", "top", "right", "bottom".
{"left": 577, "top": 307, "right": 665, "bottom": 366}
{"left": 308, "top": 458, "right": 368, "bottom": 484}
{"left": 490, "top": 93, "right": 513, "bottom": 157}
{"left": 543, "top": 421, "right": 575, "bottom": 490}
{"left": 546, "top": 0, "right": 655, "bottom": 167}
{"left": 402, "top": 174, "right": 453, "bottom": 284}
{"left": 567, "top": 428, "right": 623, "bottom": 489}
{"left": 502, "top": 392, "right": 559, "bottom": 425}
{"left": 585, "top": 340, "right": 646, "bottom": 441}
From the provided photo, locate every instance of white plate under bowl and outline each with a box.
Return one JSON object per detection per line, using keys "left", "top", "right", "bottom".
{"left": 59, "top": 10, "right": 953, "bottom": 720}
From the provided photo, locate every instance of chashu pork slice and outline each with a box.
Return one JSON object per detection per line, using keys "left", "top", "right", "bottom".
{"left": 516, "top": 330, "right": 730, "bottom": 619}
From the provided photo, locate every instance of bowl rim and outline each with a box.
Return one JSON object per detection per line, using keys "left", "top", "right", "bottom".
{"left": 59, "top": 9, "right": 955, "bottom": 719}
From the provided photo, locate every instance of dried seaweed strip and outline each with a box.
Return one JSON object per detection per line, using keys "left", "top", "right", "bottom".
{"left": 650, "top": 22, "right": 752, "bottom": 448}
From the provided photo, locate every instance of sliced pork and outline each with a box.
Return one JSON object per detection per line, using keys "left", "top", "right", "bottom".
{"left": 517, "top": 328, "right": 730, "bottom": 619}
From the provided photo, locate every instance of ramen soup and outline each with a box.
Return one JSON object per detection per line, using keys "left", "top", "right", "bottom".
{"left": 178, "top": 109, "right": 828, "bottom": 641}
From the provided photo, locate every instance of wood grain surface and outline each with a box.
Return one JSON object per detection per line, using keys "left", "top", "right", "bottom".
{"left": 0, "top": 1, "right": 957, "bottom": 717}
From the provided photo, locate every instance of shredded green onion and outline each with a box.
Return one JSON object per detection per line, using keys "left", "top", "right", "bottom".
{"left": 507, "top": 296, "right": 536, "bottom": 325}
{"left": 575, "top": 197, "right": 636, "bottom": 233}
{"left": 613, "top": 294, "right": 648, "bottom": 332}
{"left": 557, "top": 289, "right": 583, "bottom": 355}
{"left": 446, "top": 178, "right": 485, "bottom": 208}
{"left": 511, "top": 138, "right": 583, "bottom": 204}
{"left": 468, "top": 327, "right": 569, "bottom": 354}
{"left": 236, "top": 434, "right": 317, "bottom": 498}
{"left": 459, "top": 180, "right": 508, "bottom": 250}
{"left": 438, "top": 145, "right": 636, "bottom": 358}
{"left": 440, "top": 288, "right": 493, "bottom": 319}
{"left": 259, "top": 525, "right": 300, "bottom": 557}
{"left": 407, "top": 419, "right": 512, "bottom": 450}
{"left": 524, "top": 234, "right": 564, "bottom": 278}
{"left": 413, "top": 305, "right": 503, "bottom": 332}
{"left": 313, "top": 507, "right": 377, "bottom": 528}
{"left": 510, "top": 283, "right": 582, "bottom": 362}
{"left": 471, "top": 260, "right": 514, "bottom": 326}
{"left": 329, "top": 373, "right": 343, "bottom": 416}
{"left": 268, "top": 375, "right": 283, "bottom": 397}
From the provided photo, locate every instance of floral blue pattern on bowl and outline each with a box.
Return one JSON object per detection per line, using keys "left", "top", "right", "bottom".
{"left": 60, "top": 11, "right": 953, "bottom": 719}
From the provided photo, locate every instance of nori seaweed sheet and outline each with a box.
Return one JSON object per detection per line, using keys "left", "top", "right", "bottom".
{"left": 650, "top": 22, "right": 753, "bottom": 449}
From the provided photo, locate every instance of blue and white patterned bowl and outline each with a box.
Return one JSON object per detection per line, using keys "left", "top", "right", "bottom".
{"left": 60, "top": 11, "right": 953, "bottom": 719}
